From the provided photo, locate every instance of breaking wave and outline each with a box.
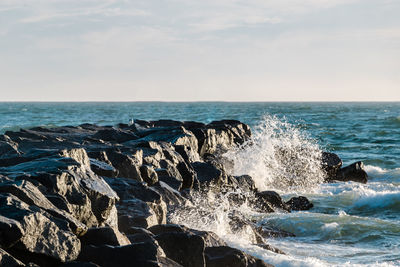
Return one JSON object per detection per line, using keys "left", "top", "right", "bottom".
{"left": 224, "top": 115, "right": 325, "bottom": 191}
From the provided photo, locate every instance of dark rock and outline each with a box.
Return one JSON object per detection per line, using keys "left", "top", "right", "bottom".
{"left": 321, "top": 152, "right": 342, "bottom": 181}
{"left": 0, "top": 248, "right": 25, "bottom": 266}
{"left": 80, "top": 226, "right": 130, "bottom": 247}
{"left": 140, "top": 165, "right": 159, "bottom": 185}
{"left": 77, "top": 242, "right": 170, "bottom": 267}
{"left": 89, "top": 158, "right": 118, "bottom": 178}
{"left": 286, "top": 196, "right": 313, "bottom": 211}
{"left": 336, "top": 161, "right": 368, "bottom": 183}
{"left": 0, "top": 193, "right": 81, "bottom": 262}
{"left": 254, "top": 191, "right": 290, "bottom": 212}
{"left": 192, "top": 161, "right": 227, "bottom": 186}
{"left": 229, "top": 175, "right": 256, "bottom": 192}
{"left": 105, "top": 178, "right": 167, "bottom": 230}
{"left": 106, "top": 150, "right": 143, "bottom": 181}
{"left": 61, "top": 261, "right": 100, "bottom": 267}
{"left": 205, "top": 246, "right": 273, "bottom": 267}
{"left": 92, "top": 128, "right": 138, "bottom": 143}
{"left": 152, "top": 181, "right": 189, "bottom": 207}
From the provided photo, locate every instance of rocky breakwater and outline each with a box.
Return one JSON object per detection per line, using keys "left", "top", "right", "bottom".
{"left": 0, "top": 119, "right": 368, "bottom": 267}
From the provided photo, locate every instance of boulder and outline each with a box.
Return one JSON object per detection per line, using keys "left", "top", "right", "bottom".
{"left": 192, "top": 162, "right": 227, "bottom": 187}
{"left": 78, "top": 242, "right": 175, "bottom": 267}
{"left": 0, "top": 248, "right": 25, "bottom": 267}
{"left": 336, "top": 161, "right": 368, "bottom": 183}
{"left": 286, "top": 196, "right": 313, "bottom": 211}
{"left": 321, "top": 152, "right": 342, "bottom": 181}
{"left": 0, "top": 193, "right": 81, "bottom": 263}
{"left": 80, "top": 226, "right": 130, "bottom": 247}
{"left": 254, "top": 191, "right": 290, "bottom": 212}
{"left": 205, "top": 246, "right": 273, "bottom": 267}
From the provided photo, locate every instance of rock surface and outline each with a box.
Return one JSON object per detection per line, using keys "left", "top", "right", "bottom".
{"left": 0, "top": 119, "right": 367, "bottom": 266}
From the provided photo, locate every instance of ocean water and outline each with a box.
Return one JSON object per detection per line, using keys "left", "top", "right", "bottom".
{"left": 0, "top": 102, "right": 399, "bottom": 266}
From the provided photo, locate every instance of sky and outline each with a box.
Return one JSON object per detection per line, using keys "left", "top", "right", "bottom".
{"left": 0, "top": 0, "right": 399, "bottom": 101}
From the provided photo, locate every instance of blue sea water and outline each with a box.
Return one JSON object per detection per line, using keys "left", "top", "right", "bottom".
{"left": 0, "top": 102, "right": 399, "bottom": 266}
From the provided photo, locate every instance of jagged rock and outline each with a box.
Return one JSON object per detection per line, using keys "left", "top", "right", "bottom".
{"left": 336, "top": 161, "right": 368, "bottom": 183}
{"left": 140, "top": 165, "right": 159, "bottom": 185}
{"left": 0, "top": 148, "right": 119, "bottom": 228}
{"left": 105, "top": 178, "right": 167, "bottom": 230}
{"left": 77, "top": 241, "right": 177, "bottom": 267}
{"left": 0, "top": 180, "right": 87, "bottom": 235}
{"left": 61, "top": 261, "right": 100, "bottom": 267}
{"left": 106, "top": 150, "right": 143, "bottom": 181}
{"left": 89, "top": 158, "right": 118, "bottom": 178}
{"left": 80, "top": 226, "right": 130, "bottom": 247}
{"left": 148, "top": 224, "right": 230, "bottom": 267}
{"left": 229, "top": 175, "right": 257, "bottom": 192}
{"left": 192, "top": 162, "right": 227, "bottom": 186}
{"left": 92, "top": 128, "right": 138, "bottom": 143}
{"left": 0, "top": 248, "right": 25, "bottom": 266}
{"left": 322, "top": 152, "right": 343, "bottom": 181}
{"left": 286, "top": 196, "right": 313, "bottom": 211}
{"left": 148, "top": 224, "right": 226, "bottom": 248}
{"left": 0, "top": 193, "right": 81, "bottom": 263}
{"left": 205, "top": 246, "right": 273, "bottom": 267}
{"left": 152, "top": 181, "right": 189, "bottom": 207}
{"left": 254, "top": 191, "right": 290, "bottom": 212}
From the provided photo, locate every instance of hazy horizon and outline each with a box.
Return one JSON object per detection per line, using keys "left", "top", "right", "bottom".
{"left": 1, "top": 0, "right": 399, "bottom": 101}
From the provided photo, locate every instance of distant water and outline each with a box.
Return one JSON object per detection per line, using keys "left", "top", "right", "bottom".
{"left": 1, "top": 102, "right": 399, "bottom": 266}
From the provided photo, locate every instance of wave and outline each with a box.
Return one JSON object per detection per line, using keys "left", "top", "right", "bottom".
{"left": 224, "top": 115, "right": 325, "bottom": 191}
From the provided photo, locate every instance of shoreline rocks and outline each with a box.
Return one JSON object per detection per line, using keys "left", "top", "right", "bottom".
{"left": 0, "top": 119, "right": 368, "bottom": 266}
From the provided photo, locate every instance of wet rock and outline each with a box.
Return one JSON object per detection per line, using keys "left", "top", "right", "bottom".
{"left": 80, "top": 226, "right": 130, "bottom": 247}
{"left": 89, "top": 158, "right": 118, "bottom": 178}
{"left": 229, "top": 175, "right": 257, "bottom": 192}
{"left": 0, "top": 149, "right": 119, "bottom": 228}
{"left": 152, "top": 181, "right": 189, "bottom": 207}
{"left": 192, "top": 161, "right": 227, "bottom": 187}
{"left": 322, "top": 152, "right": 343, "bottom": 181}
{"left": 254, "top": 191, "right": 290, "bottom": 212}
{"left": 286, "top": 196, "right": 313, "bottom": 211}
{"left": 205, "top": 246, "right": 273, "bottom": 267}
{"left": 336, "top": 161, "right": 368, "bottom": 183}
{"left": 106, "top": 150, "right": 143, "bottom": 181}
{"left": 105, "top": 178, "right": 167, "bottom": 230}
{"left": 0, "top": 193, "right": 81, "bottom": 263}
{"left": 255, "top": 226, "right": 295, "bottom": 238}
{"left": 140, "top": 165, "right": 159, "bottom": 186}
{"left": 92, "top": 128, "right": 138, "bottom": 143}
{"left": 0, "top": 248, "right": 25, "bottom": 266}
{"left": 77, "top": 241, "right": 172, "bottom": 267}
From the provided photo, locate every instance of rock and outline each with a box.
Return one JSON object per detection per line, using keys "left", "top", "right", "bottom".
{"left": 151, "top": 231, "right": 205, "bottom": 267}
{"left": 321, "top": 152, "right": 342, "bottom": 181}
{"left": 228, "top": 175, "right": 256, "bottom": 192}
{"left": 106, "top": 150, "right": 143, "bottom": 181}
{"left": 0, "top": 180, "right": 87, "bottom": 235}
{"left": 286, "top": 196, "right": 313, "bottom": 211}
{"left": 61, "top": 261, "right": 100, "bottom": 267}
{"left": 77, "top": 242, "right": 176, "bottom": 267}
{"left": 0, "top": 193, "right": 81, "bottom": 263}
{"left": 80, "top": 226, "right": 130, "bottom": 247}
{"left": 336, "top": 161, "right": 368, "bottom": 183}
{"left": 204, "top": 246, "right": 273, "bottom": 267}
{"left": 152, "top": 181, "right": 189, "bottom": 207}
{"left": 192, "top": 161, "right": 227, "bottom": 187}
{"left": 140, "top": 165, "right": 159, "bottom": 186}
{"left": 0, "top": 149, "right": 119, "bottom": 228}
{"left": 148, "top": 224, "right": 226, "bottom": 248}
{"left": 89, "top": 158, "right": 118, "bottom": 178}
{"left": 0, "top": 248, "right": 25, "bottom": 266}
{"left": 254, "top": 191, "right": 290, "bottom": 212}
{"left": 105, "top": 178, "right": 167, "bottom": 230}
{"left": 92, "top": 128, "right": 138, "bottom": 143}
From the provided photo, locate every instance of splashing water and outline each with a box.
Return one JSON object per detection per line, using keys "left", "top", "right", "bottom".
{"left": 224, "top": 115, "right": 325, "bottom": 191}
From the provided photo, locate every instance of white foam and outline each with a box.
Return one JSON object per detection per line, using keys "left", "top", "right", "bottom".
{"left": 224, "top": 115, "right": 325, "bottom": 192}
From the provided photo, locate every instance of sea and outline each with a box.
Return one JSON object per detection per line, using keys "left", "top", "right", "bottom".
{"left": 0, "top": 102, "right": 399, "bottom": 267}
